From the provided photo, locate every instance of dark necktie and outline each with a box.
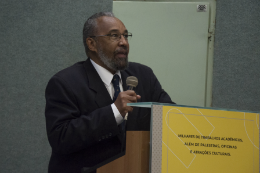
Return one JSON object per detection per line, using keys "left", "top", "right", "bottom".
{"left": 112, "top": 74, "right": 121, "bottom": 102}
{"left": 112, "top": 74, "right": 126, "bottom": 141}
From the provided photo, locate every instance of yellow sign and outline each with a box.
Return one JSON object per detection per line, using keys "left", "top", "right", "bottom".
{"left": 162, "top": 106, "right": 259, "bottom": 173}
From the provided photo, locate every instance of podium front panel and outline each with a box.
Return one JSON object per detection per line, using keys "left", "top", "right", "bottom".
{"left": 149, "top": 104, "right": 259, "bottom": 173}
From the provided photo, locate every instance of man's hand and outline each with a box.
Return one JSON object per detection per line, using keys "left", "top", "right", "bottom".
{"left": 114, "top": 90, "right": 141, "bottom": 117}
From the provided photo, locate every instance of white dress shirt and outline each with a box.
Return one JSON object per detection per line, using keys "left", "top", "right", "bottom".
{"left": 90, "top": 59, "right": 124, "bottom": 125}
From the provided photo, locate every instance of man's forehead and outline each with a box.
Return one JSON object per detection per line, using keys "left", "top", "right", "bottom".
{"left": 96, "top": 16, "right": 127, "bottom": 34}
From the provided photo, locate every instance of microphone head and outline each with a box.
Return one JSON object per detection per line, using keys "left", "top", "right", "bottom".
{"left": 126, "top": 76, "right": 138, "bottom": 88}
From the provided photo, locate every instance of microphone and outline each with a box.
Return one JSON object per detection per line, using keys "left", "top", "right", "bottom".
{"left": 126, "top": 76, "right": 138, "bottom": 90}
{"left": 124, "top": 76, "right": 138, "bottom": 121}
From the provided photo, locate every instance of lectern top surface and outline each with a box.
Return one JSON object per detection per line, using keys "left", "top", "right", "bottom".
{"left": 127, "top": 102, "right": 260, "bottom": 113}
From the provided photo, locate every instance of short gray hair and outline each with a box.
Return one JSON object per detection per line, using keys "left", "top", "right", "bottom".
{"left": 83, "top": 12, "right": 115, "bottom": 55}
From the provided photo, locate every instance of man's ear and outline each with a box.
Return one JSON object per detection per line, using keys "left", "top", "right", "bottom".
{"left": 86, "top": 38, "right": 97, "bottom": 52}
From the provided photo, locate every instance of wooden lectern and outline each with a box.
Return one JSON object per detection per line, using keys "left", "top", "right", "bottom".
{"left": 89, "top": 102, "right": 259, "bottom": 173}
{"left": 97, "top": 131, "right": 150, "bottom": 173}
{"left": 96, "top": 102, "right": 167, "bottom": 173}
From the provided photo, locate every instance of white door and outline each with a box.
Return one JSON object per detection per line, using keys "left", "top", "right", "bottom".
{"left": 113, "top": 1, "right": 214, "bottom": 107}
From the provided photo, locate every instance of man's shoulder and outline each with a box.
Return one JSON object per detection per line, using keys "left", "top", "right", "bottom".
{"left": 53, "top": 61, "right": 86, "bottom": 79}
{"left": 46, "top": 61, "right": 89, "bottom": 88}
{"left": 46, "top": 61, "right": 90, "bottom": 92}
{"left": 127, "top": 62, "right": 152, "bottom": 73}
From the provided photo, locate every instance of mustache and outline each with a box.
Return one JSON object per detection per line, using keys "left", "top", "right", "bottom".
{"left": 114, "top": 47, "right": 128, "bottom": 54}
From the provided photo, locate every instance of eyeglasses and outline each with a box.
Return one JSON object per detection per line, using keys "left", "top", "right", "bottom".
{"left": 90, "top": 32, "right": 132, "bottom": 42}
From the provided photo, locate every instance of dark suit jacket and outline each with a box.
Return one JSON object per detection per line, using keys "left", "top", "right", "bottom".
{"left": 45, "top": 58, "right": 173, "bottom": 173}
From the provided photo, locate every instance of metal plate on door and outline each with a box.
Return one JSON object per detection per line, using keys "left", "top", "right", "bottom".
{"left": 197, "top": 5, "right": 207, "bottom": 12}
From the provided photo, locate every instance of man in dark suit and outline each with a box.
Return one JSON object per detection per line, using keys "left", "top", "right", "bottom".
{"left": 45, "top": 12, "right": 173, "bottom": 173}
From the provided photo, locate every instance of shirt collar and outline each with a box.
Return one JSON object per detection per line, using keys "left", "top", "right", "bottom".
{"left": 90, "top": 59, "right": 121, "bottom": 86}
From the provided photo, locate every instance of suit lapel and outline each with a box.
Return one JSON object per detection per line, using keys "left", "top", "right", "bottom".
{"left": 120, "top": 68, "right": 139, "bottom": 93}
{"left": 83, "top": 59, "right": 135, "bottom": 108}
{"left": 120, "top": 70, "right": 130, "bottom": 91}
{"left": 83, "top": 58, "right": 113, "bottom": 108}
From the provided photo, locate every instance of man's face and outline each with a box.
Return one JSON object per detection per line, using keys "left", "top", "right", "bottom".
{"left": 95, "top": 16, "right": 129, "bottom": 73}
